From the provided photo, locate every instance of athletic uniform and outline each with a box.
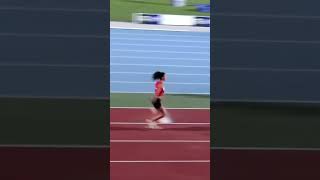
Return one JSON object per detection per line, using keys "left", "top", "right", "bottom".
{"left": 146, "top": 79, "right": 168, "bottom": 129}
{"left": 152, "top": 80, "right": 164, "bottom": 110}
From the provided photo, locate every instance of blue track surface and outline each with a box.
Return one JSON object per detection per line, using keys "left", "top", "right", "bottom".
{"left": 110, "top": 28, "right": 210, "bottom": 94}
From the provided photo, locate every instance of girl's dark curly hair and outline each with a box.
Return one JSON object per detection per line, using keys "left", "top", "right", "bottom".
{"left": 152, "top": 71, "right": 165, "bottom": 80}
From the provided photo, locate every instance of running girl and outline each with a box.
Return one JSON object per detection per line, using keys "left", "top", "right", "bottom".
{"left": 146, "top": 71, "right": 167, "bottom": 129}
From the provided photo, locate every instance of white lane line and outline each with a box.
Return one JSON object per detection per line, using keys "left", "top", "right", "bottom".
{"left": 111, "top": 32, "right": 209, "bottom": 38}
{"left": 111, "top": 72, "right": 210, "bottom": 76}
{"left": 111, "top": 55, "right": 209, "bottom": 62}
{"left": 111, "top": 81, "right": 209, "bottom": 85}
{"left": 111, "top": 43, "right": 210, "bottom": 49}
{"left": 111, "top": 160, "right": 210, "bottom": 163}
{"left": 111, "top": 140, "right": 210, "bottom": 143}
{"left": 111, "top": 122, "right": 210, "bottom": 125}
{"left": 111, "top": 107, "right": 210, "bottom": 110}
{"left": 110, "top": 91, "right": 210, "bottom": 95}
{"left": 110, "top": 26, "right": 210, "bottom": 32}
{"left": 111, "top": 37, "right": 209, "bottom": 43}
{"left": 110, "top": 63, "right": 209, "bottom": 68}
{"left": 111, "top": 49, "right": 210, "bottom": 55}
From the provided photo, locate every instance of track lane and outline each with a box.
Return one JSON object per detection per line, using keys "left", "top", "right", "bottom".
{"left": 111, "top": 107, "right": 210, "bottom": 180}
{"left": 111, "top": 125, "right": 209, "bottom": 140}
{"left": 111, "top": 163, "right": 210, "bottom": 180}
{"left": 111, "top": 143, "right": 209, "bottom": 160}
{"left": 111, "top": 108, "right": 210, "bottom": 140}
{"left": 111, "top": 108, "right": 210, "bottom": 123}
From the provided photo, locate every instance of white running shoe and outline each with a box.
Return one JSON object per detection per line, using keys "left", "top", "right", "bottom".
{"left": 145, "top": 119, "right": 162, "bottom": 129}
{"left": 145, "top": 119, "right": 155, "bottom": 129}
{"left": 153, "top": 124, "right": 163, "bottom": 129}
{"left": 159, "top": 117, "right": 173, "bottom": 124}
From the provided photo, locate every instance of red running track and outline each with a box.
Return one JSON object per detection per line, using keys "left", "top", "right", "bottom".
{"left": 111, "top": 143, "right": 209, "bottom": 160}
{"left": 111, "top": 108, "right": 210, "bottom": 180}
{"left": 111, "top": 108, "right": 210, "bottom": 123}
{"left": 111, "top": 163, "right": 210, "bottom": 180}
{"left": 111, "top": 124, "right": 210, "bottom": 140}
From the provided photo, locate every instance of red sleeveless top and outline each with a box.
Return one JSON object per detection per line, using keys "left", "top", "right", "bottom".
{"left": 155, "top": 81, "right": 165, "bottom": 97}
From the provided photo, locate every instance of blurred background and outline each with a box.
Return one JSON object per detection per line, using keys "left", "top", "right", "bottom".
{"left": 110, "top": 0, "right": 210, "bottom": 108}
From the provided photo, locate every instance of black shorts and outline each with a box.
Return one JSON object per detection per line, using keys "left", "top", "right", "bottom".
{"left": 152, "top": 98, "right": 162, "bottom": 109}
